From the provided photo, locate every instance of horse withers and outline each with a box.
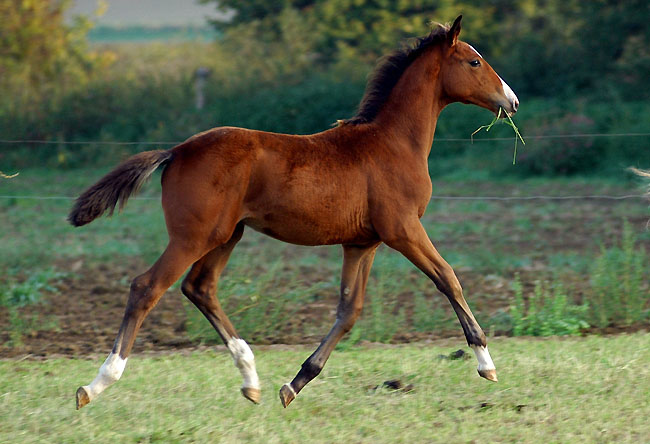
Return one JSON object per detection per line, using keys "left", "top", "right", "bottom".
{"left": 70, "top": 16, "right": 518, "bottom": 410}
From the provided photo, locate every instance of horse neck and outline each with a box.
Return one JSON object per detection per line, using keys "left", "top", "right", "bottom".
{"left": 373, "top": 46, "right": 446, "bottom": 158}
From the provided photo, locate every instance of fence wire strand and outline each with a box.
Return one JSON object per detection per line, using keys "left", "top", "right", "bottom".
{"left": 1, "top": 132, "right": 650, "bottom": 146}
{"left": 1, "top": 133, "right": 648, "bottom": 203}
{"left": 0, "top": 194, "right": 646, "bottom": 202}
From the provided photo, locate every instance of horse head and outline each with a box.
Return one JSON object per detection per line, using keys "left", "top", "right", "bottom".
{"left": 439, "top": 16, "right": 519, "bottom": 117}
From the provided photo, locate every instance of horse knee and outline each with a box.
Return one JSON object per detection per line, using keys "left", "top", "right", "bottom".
{"left": 447, "top": 274, "right": 463, "bottom": 296}
{"left": 130, "top": 274, "right": 148, "bottom": 294}
{"left": 338, "top": 305, "right": 363, "bottom": 333}
{"left": 126, "top": 275, "right": 156, "bottom": 314}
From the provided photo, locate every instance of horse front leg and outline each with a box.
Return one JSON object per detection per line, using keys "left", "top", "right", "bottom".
{"left": 279, "top": 242, "right": 379, "bottom": 408}
{"left": 380, "top": 219, "right": 497, "bottom": 382}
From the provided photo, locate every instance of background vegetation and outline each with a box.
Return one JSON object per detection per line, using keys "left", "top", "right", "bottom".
{"left": 1, "top": 5, "right": 649, "bottom": 442}
{"left": 1, "top": 0, "right": 649, "bottom": 175}
{"left": 0, "top": 1, "right": 648, "bottom": 346}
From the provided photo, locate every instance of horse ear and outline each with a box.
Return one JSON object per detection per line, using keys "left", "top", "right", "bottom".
{"left": 448, "top": 15, "right": 462, "bottom": 47}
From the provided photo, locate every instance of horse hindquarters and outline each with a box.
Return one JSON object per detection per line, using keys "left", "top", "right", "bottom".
{"left": 76, "top": 141, "right": 251, "bottom": 409}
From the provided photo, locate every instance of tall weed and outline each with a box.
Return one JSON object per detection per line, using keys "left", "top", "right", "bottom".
{"left": 354, "top": 254, "right": 415, "bottom": 343}
{"left": 0, "top": 269, "right": 64, "bottom": 307}
{"left": 412, "top": 291, "right": 451, "bottom": 333}
{"left": 589, "top": 222, "right": 649, "bottom": 327}
{"left": 0, "top": 268, "right": 64, "bottom": 346}
{"left": 510, "top": 275, "right": 589, "bottom": 336}
{"left": 184, "top": 254, "right": 334, "bottom": 343}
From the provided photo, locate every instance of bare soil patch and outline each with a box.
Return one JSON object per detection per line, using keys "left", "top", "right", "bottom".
{"left": 0, "top": 257, "right": 508, "bottom": 358}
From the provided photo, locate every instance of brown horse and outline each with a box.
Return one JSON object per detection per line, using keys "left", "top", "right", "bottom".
{"left": 70, "top": 16, "right": 518, "bottom": 410}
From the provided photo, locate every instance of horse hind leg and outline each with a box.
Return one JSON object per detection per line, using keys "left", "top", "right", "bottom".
{"left": 180, "top": 223, "right": 261, "bottom": 404}
{"left": 279, "top": 243, "right": 379, "bottom": 408}
{"left": 76, "top": 241, "right": 204, "bottom": 409}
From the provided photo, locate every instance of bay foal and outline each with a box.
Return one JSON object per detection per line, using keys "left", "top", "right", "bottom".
{"left": 70, "top": 16, "right": 518, "bottom": 409}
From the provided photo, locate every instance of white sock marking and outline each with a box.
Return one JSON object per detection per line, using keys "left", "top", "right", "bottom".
{"left": 227, "top": 338, "right": 260, "bottom": 390}
{"left": 471, "top": 345, "right": 496, "bottom": 371}
{"left": 82, "top": 352, "right": 127, "bottom": 402}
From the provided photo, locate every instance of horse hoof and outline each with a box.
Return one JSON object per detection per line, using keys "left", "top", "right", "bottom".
{"left": 478, "top": 368, "right": 498, "bottom": 382}
{"left": 241, "top": 387, "right": 261, "bottom": 404}
{"left": 76, "top": 386, "right": 90, "bottom": 410}
{"left": 279, "top": 383, "right": 296, "bottom": 408}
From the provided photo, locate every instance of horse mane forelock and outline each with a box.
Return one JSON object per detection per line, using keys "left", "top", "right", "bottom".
{"left": 343, "top": 23, "right": 451, "bottom": 125}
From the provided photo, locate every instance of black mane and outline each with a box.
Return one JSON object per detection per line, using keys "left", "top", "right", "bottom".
{"left": 343, "top": 24, "right": 450, "bottom": 125}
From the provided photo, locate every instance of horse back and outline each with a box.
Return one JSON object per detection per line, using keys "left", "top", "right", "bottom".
{"left": 162, "top": 126, "right": 378, "bottom": 246}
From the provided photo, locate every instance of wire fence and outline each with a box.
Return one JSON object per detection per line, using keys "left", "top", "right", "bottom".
{"left": 1, "top": 132, "right": 650, "bottom": 146}
{"left": 1, "top": 133, "right": 648, "bottom": 203}
{"left": 0, "top": 194, "right": 646, "bottom": 202}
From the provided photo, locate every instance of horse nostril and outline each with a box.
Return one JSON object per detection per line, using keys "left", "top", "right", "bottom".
{"left": 513, "top": 98, "right": 519, "bottom": 112}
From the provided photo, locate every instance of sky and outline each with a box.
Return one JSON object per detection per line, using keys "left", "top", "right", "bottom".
{"left": 66, "top": 0, "right": 231, "bottom": 26}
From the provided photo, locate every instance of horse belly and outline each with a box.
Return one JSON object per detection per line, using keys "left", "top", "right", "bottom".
{"left": 243, "top": 203, "right": 374, "bottom": 246}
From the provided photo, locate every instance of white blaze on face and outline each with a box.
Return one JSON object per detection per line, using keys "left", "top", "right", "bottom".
{"left": 468, "top": 42, "right": 518, "bottom": 112}
{"left": 82, "top": 352, "right": 128, "bottom": 402}
{"left": 227, "top": 338, "right": 260, "bottom": 390}
{"left": 470, "top": 345, "right": 496, "bottom": 371}
{"left": 499, "top": 75, "right": 519, "bottom": 110}
{"left": 468, "top": 44, "right": 483, "bottom": 59}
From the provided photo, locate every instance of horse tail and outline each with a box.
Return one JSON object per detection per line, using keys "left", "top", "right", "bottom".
{"left": 630, "top": 168, "right": 650, "bottom": 193}
{"left": 630, "top": 167, "right": 650, "bottom": 180}
{"left": 68, "top": 150, "right": 174, "bottom": 227}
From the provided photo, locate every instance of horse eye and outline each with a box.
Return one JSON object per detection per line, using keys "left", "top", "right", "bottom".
{"left": 470, "top": 60, "right": 481, "bottom": 68}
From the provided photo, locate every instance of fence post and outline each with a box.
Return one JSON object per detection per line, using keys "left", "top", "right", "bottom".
{"left": 195, "top": 67, "right": 211, "bottom": 110}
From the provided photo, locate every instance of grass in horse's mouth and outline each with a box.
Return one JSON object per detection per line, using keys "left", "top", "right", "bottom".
{"left": 471, "top": 107, "right": 525, "bottom": 164}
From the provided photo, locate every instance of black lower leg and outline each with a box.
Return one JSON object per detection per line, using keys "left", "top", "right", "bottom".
{"left": 279, "top": 243, "right": 377, "bottom": 408}
{"left": 449, "top": 301, "right": 486, "bottom": 347}
{"left": 290, "top": 347, "right": 328, "bottom": 394}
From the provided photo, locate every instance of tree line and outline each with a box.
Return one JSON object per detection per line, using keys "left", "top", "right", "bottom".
{"left": 202, "top": 0, "right": 650, "bottom": 99}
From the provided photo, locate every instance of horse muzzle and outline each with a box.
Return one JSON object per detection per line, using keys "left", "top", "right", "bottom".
{"left": 496, "top": 77, "right": 519, "bottom": 117}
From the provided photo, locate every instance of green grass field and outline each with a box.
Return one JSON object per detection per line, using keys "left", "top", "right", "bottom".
{"left": 1, "top": 334, "right": 649, "bottom": 443}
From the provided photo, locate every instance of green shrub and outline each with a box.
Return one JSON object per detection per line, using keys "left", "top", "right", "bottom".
{"left": 184, "top": 253, "right": 335, "bottom": 344}
{"left": 0, "top": 268, "right": 64, "bottom": 308}
{"left": 589, "top": 222, "right": 649, "bottom": 327}
{"left": 513, "top": 113, "right": 598, "bottom": 175}
{"left": 412, "top": 291, "right": 450, "bottom": 333}
{"left": 510, "top": 275, "right": 589, "bottom": 336}
{"left": 0, "top": 268, "right": 64, "bottom": 347}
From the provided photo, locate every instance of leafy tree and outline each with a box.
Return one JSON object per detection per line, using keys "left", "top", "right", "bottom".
{"left": 0, "top": 0, "right": 107, "bottom": 96}
{"left": 201, "top": 0, "right": 650, "bottom": 98}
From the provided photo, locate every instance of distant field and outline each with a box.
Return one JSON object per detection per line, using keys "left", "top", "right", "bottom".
{"left": 88, "top": 25, "right": 219, "bottom": 43}
{"left": 1, "top": 334, "right": 649, "bottom": 443}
